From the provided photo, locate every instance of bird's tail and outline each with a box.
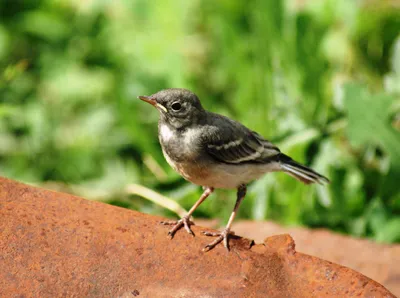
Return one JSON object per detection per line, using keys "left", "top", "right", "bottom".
{"left": 279, "top": 154, "right": 329, "bottom": 185}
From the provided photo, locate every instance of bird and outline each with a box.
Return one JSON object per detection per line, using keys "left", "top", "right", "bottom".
{"left": 138, "top": 88, "right": 329, "bottom": 252}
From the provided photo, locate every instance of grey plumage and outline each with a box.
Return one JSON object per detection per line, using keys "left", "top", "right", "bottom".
{"left": 203, "top": 113, "right": 280, "bottom": 164}
{"left": 138, "top": 88, "right": 329, "bottom": 251}
{"left": 202, "top": 112, "right": 329, "bottom": 184}
{"left": 148, "top": 88, "right": 329, "bottom": 186}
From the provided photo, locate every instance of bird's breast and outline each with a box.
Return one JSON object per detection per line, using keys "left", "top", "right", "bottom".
{"left": 159, "top": 124, "right": 201, "bottom": 162}
{"left": 159, "top": 124, "right": 211, "bottom": 182}
{"left": 161, "top": 145, "right": 211, "bottom": 184}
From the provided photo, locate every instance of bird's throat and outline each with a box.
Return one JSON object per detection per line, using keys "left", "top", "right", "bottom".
{"left": 159, "top": 123, "right": 174, "bottom": 143}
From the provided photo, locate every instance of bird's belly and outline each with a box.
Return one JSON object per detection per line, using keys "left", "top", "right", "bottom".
{"left": 163, "top": 148, "right": 279, "bottom": 188}
{"left": 201, "top": 163, "right": 274, "bottom": 189}
{"left": 162, "top": 149, "right": 211, "bottom": 184}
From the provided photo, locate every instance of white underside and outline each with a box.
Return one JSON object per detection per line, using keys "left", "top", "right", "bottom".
{"left": 165, "top": 154, "right": 281, "bottom": 189}
{"left": 195, "top": 162, "right": 281, "bottom": 189}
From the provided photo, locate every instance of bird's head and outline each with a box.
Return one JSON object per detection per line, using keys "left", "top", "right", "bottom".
{"left": 138, "top": 88, "right": 205, "bottom": 129}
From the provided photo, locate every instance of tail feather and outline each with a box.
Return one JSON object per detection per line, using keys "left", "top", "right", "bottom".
{"left": 279, "top": 154, "right": 329, "bottom": 185}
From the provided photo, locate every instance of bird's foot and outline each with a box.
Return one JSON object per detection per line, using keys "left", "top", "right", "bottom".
{"left": 160, "top": 216, "right": 195, "bottom": 237}
{"left": 202, "top": 228, "right": 234, "bottom": 252}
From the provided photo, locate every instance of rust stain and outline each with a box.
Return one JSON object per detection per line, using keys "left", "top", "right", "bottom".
{"left": 0, "top": 177, "right": 396, "bottom": 298}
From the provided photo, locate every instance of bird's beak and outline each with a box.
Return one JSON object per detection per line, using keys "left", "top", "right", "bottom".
{"left": 138, "top": 95, "right": 168, "bottom": 113}
{"left": 138, "top": 95, "right": 157, "bottom": 106}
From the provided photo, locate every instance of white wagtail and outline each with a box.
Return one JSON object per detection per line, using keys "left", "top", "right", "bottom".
{"left": 138, "top": 88, "right": 329, "bottom": 251}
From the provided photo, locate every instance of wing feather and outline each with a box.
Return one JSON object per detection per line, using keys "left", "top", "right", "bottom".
{"left": 203, "top": 114, "right": 280, "bottom": 164}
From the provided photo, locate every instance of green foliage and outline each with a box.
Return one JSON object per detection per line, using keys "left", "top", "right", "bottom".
{"left": 1, "top": 0, "right": 399, "bottom": 242}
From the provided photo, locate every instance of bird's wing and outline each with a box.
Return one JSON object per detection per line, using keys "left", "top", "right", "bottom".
{"left": 202, "top": 114, "right": 280, "bottom": 164}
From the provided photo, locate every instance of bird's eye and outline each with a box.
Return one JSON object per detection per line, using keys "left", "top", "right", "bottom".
{"left": 171, "top": 102, "right": 182, "bottom": 111}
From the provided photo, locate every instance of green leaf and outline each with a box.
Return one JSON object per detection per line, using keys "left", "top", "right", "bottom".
{"left": 344, "top": 84, "right": 399, "bottom": 150}
{"left": 344, "top": 84, "right": 400, "bottom": 196}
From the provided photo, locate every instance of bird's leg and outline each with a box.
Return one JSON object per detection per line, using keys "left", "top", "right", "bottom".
{"left": 202, "top": 184, "right": 247, "bottom": 252}
{"left": 161, "top": 187, "right": 214, "bottom": 237}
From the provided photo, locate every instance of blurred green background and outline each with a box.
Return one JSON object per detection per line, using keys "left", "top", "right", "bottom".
{"left": 1, "top": 0, "right": 399, "bottom": 243}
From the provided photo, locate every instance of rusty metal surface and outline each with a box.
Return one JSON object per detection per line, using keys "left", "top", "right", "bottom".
{"left": 0, "top": 177, "right": 396, "bottom": 298}
{"left": 230, "top": 220, "right": 400, "bottom": 296}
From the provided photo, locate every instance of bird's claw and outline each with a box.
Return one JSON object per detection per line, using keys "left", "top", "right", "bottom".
{"left": 202, "top": 229, "right": 234, "bottom": 252}
{"left": 160, "top": 216, "right": 195, "bottom": 237}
